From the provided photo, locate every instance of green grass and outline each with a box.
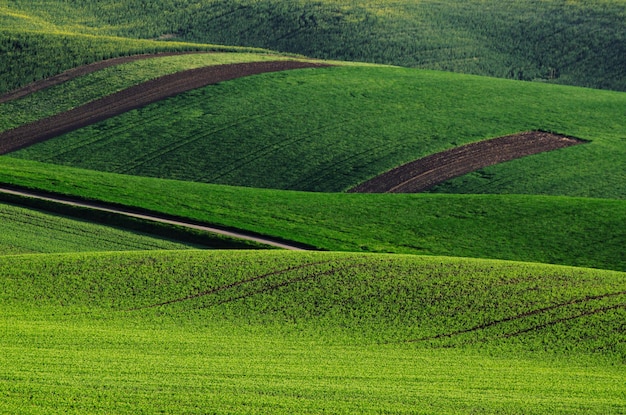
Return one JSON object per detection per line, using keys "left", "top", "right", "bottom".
{"left": 0, "top": 201, "right": 205, "bottom": 254}
{"left": 0, "top": 157, "right": 624, "bottom": 271}
{"left": 0, "top": 28, "right": 273, "bottom": 94}
{"left": 3, "top": 0, "right": 625, "bottom": 91}
{"left": 1, "top": 250, "right": 625, "bottom": 414}
{"left": 0, "top": 52, "right": 297, "bottom": 132}
{"left": 10, "top": 65, "right": 626, "bottom": 199}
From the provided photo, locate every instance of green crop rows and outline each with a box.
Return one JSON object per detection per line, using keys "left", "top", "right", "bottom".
{"left": 1, "top": 157, "right": 624, "bottom": 271}
{"left": 0, "top": 201, "right": 200, "bottom": 254}
{"left": 0, "top": 53, "right": 294, "bottom": 132}
{"left": 1, "top": 250, "right": 625, "bottom": 414}
{"left": 9, "top": 65, "right": 626, "bottom": 199}
{"left": 2, "top": 1, "right": 625, "bottom": 413}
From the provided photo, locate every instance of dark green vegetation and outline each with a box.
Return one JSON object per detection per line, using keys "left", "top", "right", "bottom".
{"left": 1, "top": 250, "right": 625, "bottom": 414}
{"left": 2, "top": 0, "right": 626, "bottom": 92}
{"left": 9, "top": 66, "right": 626, "bottom": 198}
{"left": 1, "top": 157, "right": 624, "bottom": 272}
{"left": 0, "top": 201, "right": 201, "bottom": 254}
{"left": 0, "top": 53, "right": 293, "bottom": 132}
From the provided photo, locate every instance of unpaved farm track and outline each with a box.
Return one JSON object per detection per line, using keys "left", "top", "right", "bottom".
{"left": 349, "top": 131, "right": 586, "bottom": 193}
{"left": 0, "top": 52, "right": 212, "bottom": 104}
{"left": 0, "top": 185, "right": 309, "bottom": 250}
{"left": 0, "top": 60, "right": 330, "bottom": 155}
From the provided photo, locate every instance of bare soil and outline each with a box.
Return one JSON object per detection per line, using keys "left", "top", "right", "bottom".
{"left": 0, "top": 51, "right": 212, "bottom": 104}
{"left": 349, "top": 131, "right": 586, "bottom": 193}
{"left": 0, "top": 60, "right": 330, "bottom": 155}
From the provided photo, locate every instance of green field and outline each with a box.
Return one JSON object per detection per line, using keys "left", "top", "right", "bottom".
{"left": 1, "top": 250, "right": 625, "bottom": 414}
{"left": 2, "top": 0, "right": 625, "bottom": 92}
{"left": 2, "top": 0, "right": 625, "bottom": 413}
{"left": 0, "top": 157, "right": 624, "bottom": 271}
{"left": 0, "top": 52, "right": 296, "bottom": 132}
{"left": 0, "top": 201, "right": 203, "bottom": 254}
{"left": 9, "top": 65, "right": 626, "bottom": 198}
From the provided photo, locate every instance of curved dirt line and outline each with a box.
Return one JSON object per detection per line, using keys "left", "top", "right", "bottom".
{"left": 0, "top": 185, "right": 309, "bottom": 251}
{"left": 0, "top": 60, "right": 331, "bottom": 155}
{"left": 349, "top": 131, "right": 586, "bottom": 193}
{"left": 128, "top": 260, "right": 336, "bottom": 311}
{"left": 0, "top": 51, "right": 213, "bottom": 104}
{"left": 406, "top": 289, "right": 626, "bottom": 343}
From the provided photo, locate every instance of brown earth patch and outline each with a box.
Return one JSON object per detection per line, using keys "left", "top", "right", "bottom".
{"left": 0, "top": 60, "right": 330, "bottom": 155}
{"left": 0, "top": 51, "right": 214, "bottom": 104}
{"left": 349, "top": 131, "right": 586, "bottom": 193}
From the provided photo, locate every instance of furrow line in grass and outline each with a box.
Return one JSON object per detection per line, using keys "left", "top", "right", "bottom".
{"left": 34, "top": 108, "right": 170, "bottom": 163}
{"left": 405, "top": 290, "right": 626, "bottom": 343}
{"left": 116, "top": 108, "right": 285, "bottom": 176}
{"left": 198, "top": 121, "right": 340, "bottom": 184}
{"left": 123, "top": 260, "right": 337, "bottom": 311}
{"left": 289, "top": 138, "right": 399, "bottom": 191}
{"left": 501, "top": 303, "right": 626, "bottom": 339}
{"left": 195, "top": 262, "right": 365, "bottom": 310}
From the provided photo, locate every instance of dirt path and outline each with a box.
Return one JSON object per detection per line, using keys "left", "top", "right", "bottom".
{"left": 0, "top": 51, "right": 213, "bottom": 104}
{"left": 349, "top": 131, "right": 586, "bottom": 193}
{"left": 0, "top": 60, "right": 330, "bottom": 155}
{"left": 0, "top": 185, "right": 308, "bottom": 251}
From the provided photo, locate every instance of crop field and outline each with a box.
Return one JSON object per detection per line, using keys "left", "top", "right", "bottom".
{"left": 3, "top": 0, "right": 626, "bottom": 92}
{"left": 0, "top": 53, "right": 299, "bottom": 132}
{"left": 1, "top": 250, "right": 625, "bottom": 414}
{"left": 0, "top": 201, "right": 199, "bottom": 254}
{"left": 6, "top": 64, "right": 626, "bottom": 198}
{"left": 2, "top": 0, "right": 625, "bottom": 413}
{"left": 0, "top": 60, "right": 328, "bottom": 154}
{"left": 0, "top": 157, "right": 624, "bottom": 272}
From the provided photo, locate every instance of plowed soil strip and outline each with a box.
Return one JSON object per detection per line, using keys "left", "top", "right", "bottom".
{"left": 0, "top": 52, "right": 212, "bottom": 104}
{"left": 0, "top": 60, "right": 330, "bottom": 155}
{"left": 349, "top": 131, "right": 586, "bottom": 193}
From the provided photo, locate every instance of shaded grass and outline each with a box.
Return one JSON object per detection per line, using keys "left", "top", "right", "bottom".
{"left": 1, "top": 250, "right": 625, "bottom": 414}
{"left": 3, "top": 0, "right": 626, "bottom": 91}
{"left": 10, "top": 66, "right": 626, "bottom": 198}
{"left": 0, "top": 201, "right": 199, "bottom": 254}
{"left": 0, "top": 157, "right": 624, "bottom": 271}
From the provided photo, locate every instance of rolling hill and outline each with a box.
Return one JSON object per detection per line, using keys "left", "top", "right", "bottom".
{"left": 1, "top": 1, "right": 625, "bottom": 414}
{"left": 4, "top": 64, "right": 625, "bottom": 197}
{"left": 2, "top": 0, "right": 626, "bottom": 92}
{"left": 1, "top": 250, "right": 625, "bottom": 414}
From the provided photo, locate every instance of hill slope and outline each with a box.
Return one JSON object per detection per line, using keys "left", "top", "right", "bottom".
{"left": 7, "top": 65, "right": 626, "bottom": 198}
{"left": 1, "top": 250, "right": 625, "bottom": 414}
{"left": 1, "top": 157, "right": 625, "bottom": 271}
{"left": 3, "top": 0, "right": 626, "bottom": 91}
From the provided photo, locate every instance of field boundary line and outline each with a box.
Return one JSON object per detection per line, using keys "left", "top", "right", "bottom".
{"left": 0, "top": 52, "right": 215, "bottom": 104}
{"left": 0, "top": 185, "right": 310, "bottom": 251}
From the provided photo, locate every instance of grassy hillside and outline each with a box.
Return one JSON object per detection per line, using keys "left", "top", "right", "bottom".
{"left": 9, "top": 65, "right": 626, "bottom": 199}
{"left": 1, "top": 250, "right": 625, "bottom": 414}
{"left": 1, "top": 157, "right": 624, "bottom": 271}
{"left": 3, "top": 0, "right": 625, "bottom": 91}
{"left": 0, "top": 53, "right": 296, "bottom": 131}
{"left": 0, "top": 201, "right": 201, "bottom": 254}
